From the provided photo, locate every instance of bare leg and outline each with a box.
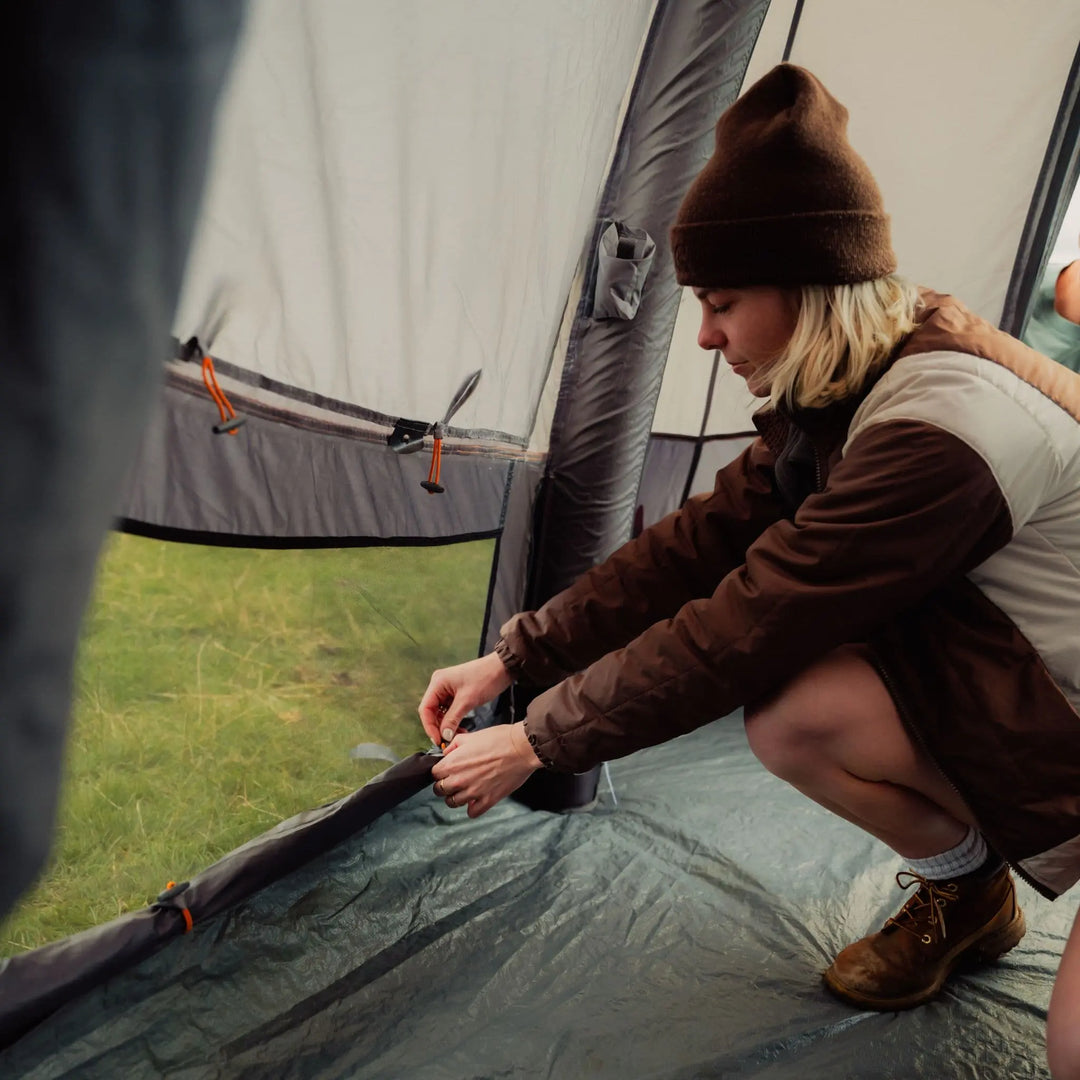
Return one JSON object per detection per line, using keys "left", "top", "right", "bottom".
{"left": 744, "top": 645, "right": 975, "bottom": 860}
{"left": 1048, "top": 907, "right": 1080, "bottom": 1080}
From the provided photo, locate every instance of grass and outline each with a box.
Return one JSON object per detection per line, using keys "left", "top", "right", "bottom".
{"left": 0, "top": 531, "right": 494, "bottom": 956}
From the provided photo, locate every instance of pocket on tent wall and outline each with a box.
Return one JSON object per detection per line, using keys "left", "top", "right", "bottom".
{"left": 592, "top": 221, "right": 656, "bottom": 320}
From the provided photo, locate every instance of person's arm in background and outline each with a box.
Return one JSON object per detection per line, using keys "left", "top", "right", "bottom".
{"left": 1055, "top": 252, "right": 1080, "bottom": 325}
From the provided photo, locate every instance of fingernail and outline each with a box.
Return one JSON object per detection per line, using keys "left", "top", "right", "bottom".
{"left": 441, "top": 727, "right": 454, "bottom": 742}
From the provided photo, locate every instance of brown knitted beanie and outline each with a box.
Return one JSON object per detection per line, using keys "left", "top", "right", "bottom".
{"left": 670, "top": 64, "right": 896, "bottom": 287}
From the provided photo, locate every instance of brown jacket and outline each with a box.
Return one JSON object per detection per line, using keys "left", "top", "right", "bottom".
{"left": 498, "top": 292, "right": 1080, "bottom": 899}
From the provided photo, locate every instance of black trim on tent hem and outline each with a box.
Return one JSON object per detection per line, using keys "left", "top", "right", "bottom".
{"left": 115, "top": 519, "right": 502, "bottom": 551}
{"left": 170, "top": 342, "right": 528, "bottom": 449}
{"left": 647, "top": 429, "right": 757, "bottom": 443}
{"left": 781, "top": 0, "right": 806, "bottom": 63}
{"left": 999, "top": 40, "right": 1080, "bottom": 337}
{"left": 166, "top": 369, "right": 533, "bottom": 460}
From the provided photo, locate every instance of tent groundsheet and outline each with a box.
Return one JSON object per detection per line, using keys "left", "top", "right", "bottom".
{"left": 3, "top": 720, "right": 1075, "bottom": 1079}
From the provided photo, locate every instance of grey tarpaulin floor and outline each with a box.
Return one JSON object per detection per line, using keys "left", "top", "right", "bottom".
{"left": 4, "top": 718, "right": 1076, "bottom": 1079}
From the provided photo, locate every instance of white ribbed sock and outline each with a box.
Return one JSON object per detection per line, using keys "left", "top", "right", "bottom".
{"left": 905, "top": 827, "right": 988, "bottom": 881}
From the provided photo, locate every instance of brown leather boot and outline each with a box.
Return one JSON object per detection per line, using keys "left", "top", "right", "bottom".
{"left": 823, "top": 864, "right": 1026, "bottom": 1010}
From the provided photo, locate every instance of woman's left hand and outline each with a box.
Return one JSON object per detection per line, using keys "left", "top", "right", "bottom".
{"left": 430, "top": 723, "right": 542, "bottom": 818}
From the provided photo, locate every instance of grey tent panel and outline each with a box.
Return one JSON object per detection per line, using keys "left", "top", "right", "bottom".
{"left": 119, "top": 380, "right": 516, "bottom": 542}
{"left": 636, "top": 436, "right": 698, "bottom": 528}
{"left": 3, "top": 722, "right": 1074, "bottom": 1079}
{"left": 636, "top": 434, "right": 757, "bottom": 531}
{"left": 480, "top": 457, "right": 545, "bottom": 659}
{"left": 691, "top": 436, "right": 757, "bottom": 498}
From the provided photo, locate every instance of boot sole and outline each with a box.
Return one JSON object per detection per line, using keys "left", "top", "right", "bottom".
{"left": 822, "top": 906, "right": 1027, "bottom": 1012}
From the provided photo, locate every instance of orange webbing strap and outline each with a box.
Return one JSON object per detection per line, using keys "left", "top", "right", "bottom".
{"left": 201, "top": 355, "right": 240, "bottom": 435}
{"left": 162, "top": 880, "right": 194, "bottom": 933}
{"left": 426, "top": 437, "right": 443, "bottom": 489}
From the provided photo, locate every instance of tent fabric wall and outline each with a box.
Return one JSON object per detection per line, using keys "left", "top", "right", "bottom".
{"left": 117, "top": 0, "right": 657, "bottom": 544}
{"left": 120, "top": 376, "right": 517, "bottom": 545}
{"left": 650, "top": 0, "right": 1080, "bottom": 471}
{"left": 171, "top": 0, "right": 656, "bottom": 438}
{"left": 781, "top": 0, "right": 1080, "bottom": 322}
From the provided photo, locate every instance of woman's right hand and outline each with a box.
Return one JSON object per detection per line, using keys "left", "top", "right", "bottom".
{"left": 418, "top": 653, "right": 513, "bottom": 745}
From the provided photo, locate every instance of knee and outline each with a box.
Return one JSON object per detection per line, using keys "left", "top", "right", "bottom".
{"left": 743, "top": 692, "right": 832, "bottom": 784}
{"left": 1048, "top": 910, "right": 1080, "bottom": 1080}
{"left": 1049, "top": 971, "right": 1080, "bottom": 1079}
{"left": 1048, "top": 1023, "right": 1080, "bottom": 1080}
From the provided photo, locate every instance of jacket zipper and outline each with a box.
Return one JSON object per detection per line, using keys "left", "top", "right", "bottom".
{"left": 867, "top": 649, "right": 1047, "bottom": 897}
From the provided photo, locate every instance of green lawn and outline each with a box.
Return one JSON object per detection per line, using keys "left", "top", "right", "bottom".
{"left": 0, "top": 532, "right": 494, "bottom": 956}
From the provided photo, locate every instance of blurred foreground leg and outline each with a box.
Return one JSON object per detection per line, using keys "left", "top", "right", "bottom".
{"left": 0, "top": 2, "right": 244, "bottom": 920}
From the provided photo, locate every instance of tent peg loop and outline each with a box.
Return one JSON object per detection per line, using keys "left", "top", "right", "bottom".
{"left": 386, "top": 369, "right": 481, "bottom": 495}
{"left": 421, "top": 423, "right": 445, "bottom": 494}
{"left": 154, "top": 880, "right": 194, "bottom": 934}
{"left": 176, "top": 336, "right": 247, "bottom": 436}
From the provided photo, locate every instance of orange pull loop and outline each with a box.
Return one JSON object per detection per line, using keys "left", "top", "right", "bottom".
{"left": 160, "top": 880, "right": 194, "bottom": 933}
{"left": 426, "top": 438, "right": 442, "bottom": 487}
{"left": 420, "top": 436, "right": 444, "bottom": 493}
{"left": 201, "top": 355, "right": 240, "bottom": 436}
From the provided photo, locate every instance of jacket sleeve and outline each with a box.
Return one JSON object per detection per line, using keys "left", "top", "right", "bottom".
{"left": 522, "top": 419, "right": 1015, "bottom": 772}
{"left": 496, "top": 437, "right": 785, "bottom": 687}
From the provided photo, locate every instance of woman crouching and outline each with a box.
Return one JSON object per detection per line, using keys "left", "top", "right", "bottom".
{"left": 419, "top": 64, "right": 1080, "bottom": 1077}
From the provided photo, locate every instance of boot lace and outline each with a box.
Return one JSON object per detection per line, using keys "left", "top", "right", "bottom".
{"left": 884, "top": 871, "right": 960, "bottom": 945}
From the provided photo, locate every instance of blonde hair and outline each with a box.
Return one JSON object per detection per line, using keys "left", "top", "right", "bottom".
{"left": 767, "top": 275, "right": 921, "bottom": 410}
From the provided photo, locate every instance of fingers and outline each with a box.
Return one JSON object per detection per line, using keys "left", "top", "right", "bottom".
{"left": 418, "top": 655, "right": 514, "bottom": 747}
{"left": 432, "top": 774, "right": 475, "bottom": 813}
{"left": 419, "top": 679, "right": 467, "bottom": 745}
{"left": 418, "top": 679, "right": 447, "bottom": 743}
{"left": 438, "top": 700, "right": 473, "bottom": 744}
{"left": 419, "top": 679, "right": 460, "bottom": 745}
{"left": 430, "top": 727, "right": 534, "bottom": 818}
{"left": 432, "top": 739, "right": 473, "bottom": 811}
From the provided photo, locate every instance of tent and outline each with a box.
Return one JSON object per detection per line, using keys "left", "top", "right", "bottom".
{"left": 3, "top": 0, "right": 1080, "bottom": 1075}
